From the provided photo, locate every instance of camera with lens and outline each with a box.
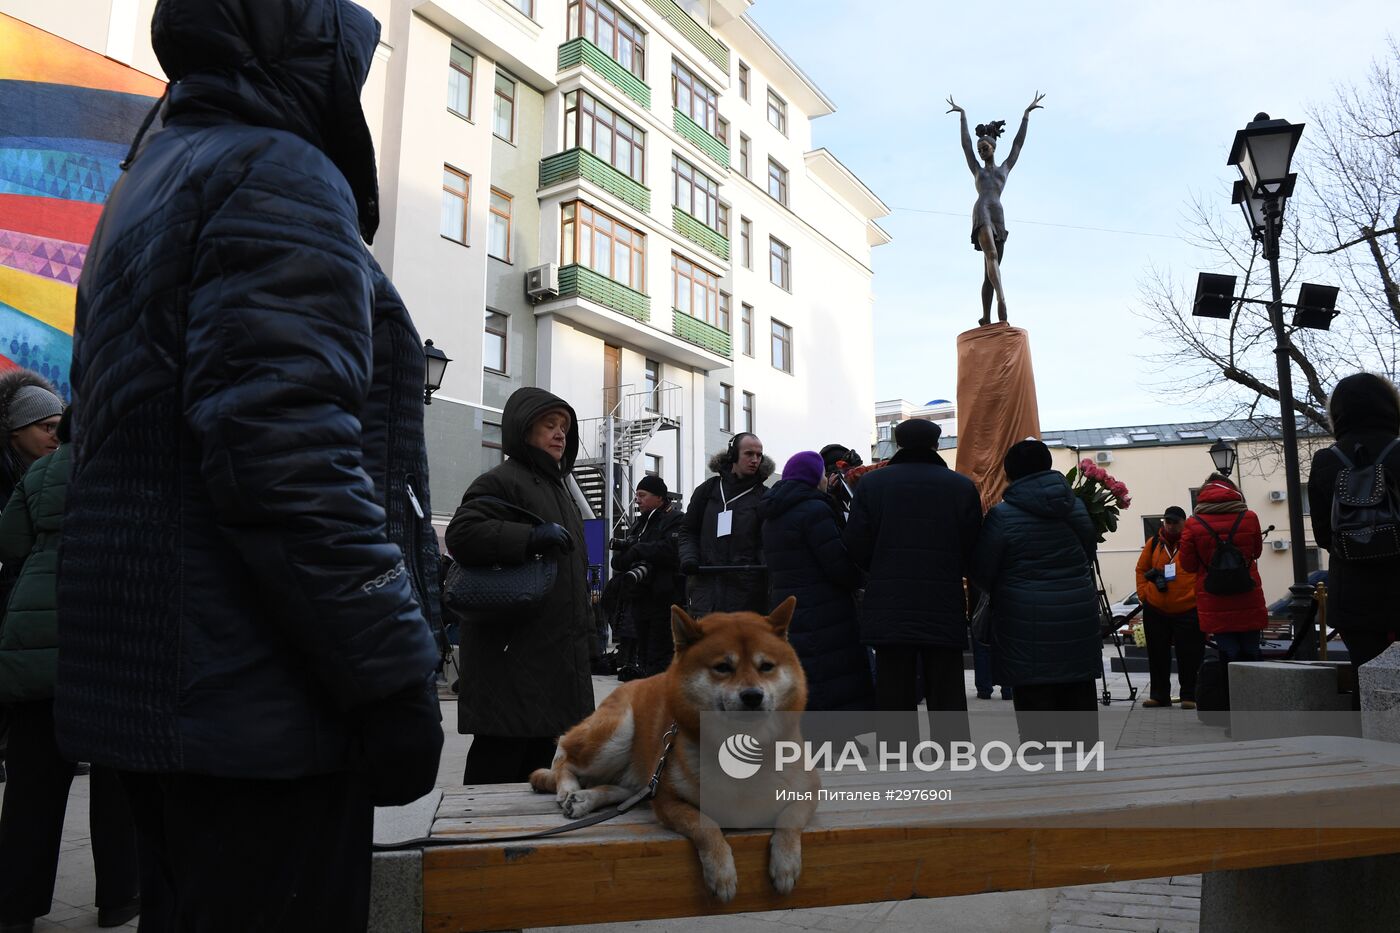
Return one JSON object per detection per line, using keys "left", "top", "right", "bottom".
{"left": 623, "top": 562, "right": 652, "bottom": 585}
{"left": 609, "top": 535, "right": 638, "bottom": 551}
{"left": 1143, "top": 567, "right": 1169, "bottom": 593}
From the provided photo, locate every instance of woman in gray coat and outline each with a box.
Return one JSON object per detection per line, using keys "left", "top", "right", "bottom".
{"left": 446, "top": 387, "right": 593, "bottom": 783}
{"left": 971, "top": 441, "right": 1101, "bottom": 743}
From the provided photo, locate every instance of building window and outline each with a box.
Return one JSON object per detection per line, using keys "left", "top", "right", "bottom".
{"left": 742, "top": 391, "right": 756, "bottom": 433}
{"left": 740, "top": 217, "right": 752, "bottom": 268}
{"left": 488, "top": 188, "right": 512, "bottom": 261}
{"left": 1305, "top": 545, "right": 1322, "bottom": 574}
{"left": 567, "top": 0, "right": 645, "bottom": 78}
{"left": 441, "top": 166, "right": 470, "bottom": 244}
{"left": 672, "top": 59, "right": 718, "bottom": 135}
{"left": 716, "top": 203, "right": 729, "bottom": 238}
{"left": 769, "top": 236, "right": 791, "bottom": 291}
{"left": 717, "top": 116, "right": 729, "bottom": 147}
{"left": 767, "top": 88, "right": 787, "bottom": 135}
{"left": 483, "top": 421, "right": 504, "bottom": 469}
{"left": 1300, "top": 482, "right": 1310, "bottom": 516}
{"left": 767, "top": 158, "right": 788, "bottom": 206}
{"left": 646, "top": 453, "right": 663, "bottom": 477}
{"left": 719, "top": 291, "right": 731, "bottom": 333}
{"left": 448, "top": 44, "right": 473, "bottom": 119}
{"left": 719, "top": 383, "right": 733, "bottom": 432}
{"left": 484, "top": 311, "right": 508, "bottom": 374}
{"left": 1142, "top": 515, "right": 1165, "bottom": 540}
{"left": 738, "top": 61, "right": 750, "bottom": 101}
{"left": 740, "top": 302, "right": 754, "bottom": 356}
{"left": 771, "top": 319, "right": 792, "bottom": 373}
{"left": 493, "top": 71, "right": 516, "bottom": 142}
{"left": 672, "top": 156, "right": 721, "bottom": 230}
{"left": 506, "top": 0, "right": 534, "bottom": 17}
{"left": 561, "top": 200, "right": 646, "bottom": 291}
{"left": 564, "top": 90, "right": 646, "bottom": 183}
{"left": 738, "top": 134, "right": 751, "bottom": 179}
{"left": 877, "top": 423, "right": 891, "bottom": 441}
{"left": 644, "top": 358, "right": 659, "bottom": 405}
{"left": 672, "top": 253, "right": 722, "bottom": 328}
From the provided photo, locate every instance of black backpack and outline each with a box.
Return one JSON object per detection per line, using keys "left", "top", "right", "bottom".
{"left": 1194, "top": 512, "right": 1256, "bottom": 595}
{"left": 1328, "top": 438, "right": 1400, "bottom": 561}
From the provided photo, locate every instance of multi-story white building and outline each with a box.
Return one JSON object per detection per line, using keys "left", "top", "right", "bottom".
{"left": 11, "top": 0, "right": 890, "bottom": 542}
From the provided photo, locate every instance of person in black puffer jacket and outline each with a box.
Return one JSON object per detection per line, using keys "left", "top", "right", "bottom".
{"left": 762, "top": 451, "right": 874, "bottom": 712}
{"left": 972, "top": 441, "right": 1101, "bottom": 744}
{"left": 56, "top": 1, "right": 443, "bottom": 928}
{"left": 610, "top": 474, "right": 684, "bottom": 677}
{"left": 679, "top": 433, "right": 775, "bottom": 615}
{"left": 844, "top": 419, "right": 982, "bottom": 744}
{"left": 1309, "top": 372, "right": 1400, "bottom": 708}
{"left": 447, "top": 387, "right": 594, "bottom": 784}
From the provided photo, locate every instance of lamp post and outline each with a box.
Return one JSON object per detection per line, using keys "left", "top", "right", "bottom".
{"left": 1226, "top": 112, "right": 1314, "bottom": 639}
{"left": 1208, "top": 440, "right": 1237, "bottom": 477}
{"left": 423, "top": 339, "right": 451, "bottom": 405}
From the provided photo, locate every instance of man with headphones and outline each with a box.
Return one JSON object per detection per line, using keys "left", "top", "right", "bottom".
{"left": 679, "top": 432, "right": 773, "bottom": 614}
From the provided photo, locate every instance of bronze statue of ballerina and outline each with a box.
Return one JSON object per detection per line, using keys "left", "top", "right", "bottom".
{"left": 946, "top": 91, "right": 1045, "bottom": 326}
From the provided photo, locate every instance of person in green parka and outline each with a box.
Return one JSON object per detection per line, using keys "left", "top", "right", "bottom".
{"left": 0, "top": 408, "right": 142, "bottom": 929}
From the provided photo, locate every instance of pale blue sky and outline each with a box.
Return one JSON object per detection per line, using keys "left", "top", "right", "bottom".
{"left": 747, "top": 0, "right": 1399, "bottom": 430}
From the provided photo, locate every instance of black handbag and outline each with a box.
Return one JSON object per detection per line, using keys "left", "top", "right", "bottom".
{"left": 442, "top": 497, "right": 557, "bottom": 615}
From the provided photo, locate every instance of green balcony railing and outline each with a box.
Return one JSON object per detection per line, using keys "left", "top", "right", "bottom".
{"left": 671, "top": 207, "right": 729, "bottom": 260}
{"left": 539, "top": 148, "right": 650, "bottom": 213}
{"left": 557, "top": 38, "right": 651, "bottom": 109}
{"left": 672, "top": 310, "right": 732, "bottom": 357}
{"left": 559, "top": 264, "right": 650, "bottom": 322}
{"left": 641, "top": 0, "right": 729, "bottom": 71}
{"left": 673, "top": 109, "right": 729, "bottom": 168}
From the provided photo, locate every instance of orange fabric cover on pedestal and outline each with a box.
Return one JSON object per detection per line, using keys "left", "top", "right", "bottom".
{"left": 955, "top": 323, "right": 1042, "bottom": 512}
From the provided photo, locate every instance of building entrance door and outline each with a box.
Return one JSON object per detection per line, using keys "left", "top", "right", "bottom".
{"left": 603, "top": 343, "right": 622, "bottom": 414}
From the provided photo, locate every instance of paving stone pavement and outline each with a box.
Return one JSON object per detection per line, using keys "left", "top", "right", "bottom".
{"left": 8, "top": 653, "right": 1205, "bottom": 931}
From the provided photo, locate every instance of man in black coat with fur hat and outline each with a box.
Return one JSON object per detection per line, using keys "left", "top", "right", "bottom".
{"left": 844, "top": 420, "right": 982, "bottom": 744}
{"left": 611, "top": 475, "right": 684, "bottom": 675}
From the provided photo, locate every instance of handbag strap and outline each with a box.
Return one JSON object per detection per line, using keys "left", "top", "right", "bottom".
{"left": 466, "top": 495, "right": 548, "bottom": 527}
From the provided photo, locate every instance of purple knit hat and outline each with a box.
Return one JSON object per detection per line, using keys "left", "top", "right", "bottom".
{"left": 782, "top": 450, "right": 825, "bottom": 487}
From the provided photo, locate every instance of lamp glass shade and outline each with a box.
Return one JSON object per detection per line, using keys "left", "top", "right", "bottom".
{"left": 1232, "top": 179, "right": 1265, "bottom": 237}
{"left": 1228, "top": 116, "right": 1304, "bottom": 196}
{"left": 1209, "top": 440, "right": 1237, "bottom": 475}
{"left": 424, "top": 339, "right": 451, "bottom": 392}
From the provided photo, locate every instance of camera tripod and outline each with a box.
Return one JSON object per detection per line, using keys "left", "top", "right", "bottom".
{"left": 1094, "top": 558, "right": 1139, "bottom": 706}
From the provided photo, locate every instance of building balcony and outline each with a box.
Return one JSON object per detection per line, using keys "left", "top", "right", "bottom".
{"left": 539, "top": 148, "right": 650, "bottom": 213}
{"left": 671, "top": 207, "right": 730, "bottom": 260}
{"left": 558, "top": 264, "right": 649, "bottom": 322}
{"left": 640, "top": 0, "right": 729, "bottom": 70}
{"left": 557, "top": 38, "right": 650, "bottom": 109}
{"left": 672, "top": 310, "right": 732, "bottom": 358}
{"left": 672, "top": 110, "right": 729, "bottom": 169}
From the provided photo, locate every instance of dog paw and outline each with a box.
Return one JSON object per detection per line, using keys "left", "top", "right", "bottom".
{"left": 768, "top": 832, "right": 801, "bottom": 895}
{"left": 701, "top": 849, "right": 738, "bottom": 903}
{"left": 561, "top": 790, "right": 596, "bottom": 819}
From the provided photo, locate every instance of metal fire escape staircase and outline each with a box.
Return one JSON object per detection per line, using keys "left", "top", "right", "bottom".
{"left": 574, "top": 383, "right": 683, "bottom": 538}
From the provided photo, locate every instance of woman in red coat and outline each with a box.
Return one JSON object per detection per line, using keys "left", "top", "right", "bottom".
{"left": 1178, "top": 474, "right": 1268, "bottom": 663}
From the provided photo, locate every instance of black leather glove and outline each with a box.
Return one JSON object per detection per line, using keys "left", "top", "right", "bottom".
{"left": 528, "top": 522, "right": 575, "bottom": 555}
{"left": 357, "top": 679, "right": 444, "bottom": 807}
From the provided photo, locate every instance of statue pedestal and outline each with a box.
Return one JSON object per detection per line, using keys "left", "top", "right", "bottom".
{"left": 955, "top": 323, "right": 1041, "bottom": 511}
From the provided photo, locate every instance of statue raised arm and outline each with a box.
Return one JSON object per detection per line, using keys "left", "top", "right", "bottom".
{"left": 948, "top": 91, "right": 1045, "bottom": 326}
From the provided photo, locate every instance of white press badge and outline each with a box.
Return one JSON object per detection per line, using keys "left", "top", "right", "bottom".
{"left": 716, "top": 510, "right": 733, "bottom": 537}
{"left": 1164, "top": 562, "right": 1177, "bottom": 582}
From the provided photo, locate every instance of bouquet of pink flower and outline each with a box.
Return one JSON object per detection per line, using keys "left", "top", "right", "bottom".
{"left": 1066, "top": 459, "right": 1132, "bottom": 542}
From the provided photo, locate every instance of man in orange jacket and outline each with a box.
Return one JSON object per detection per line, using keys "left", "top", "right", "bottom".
{"left": 1135, "top": 506, "right": 1204, "bottom": 708}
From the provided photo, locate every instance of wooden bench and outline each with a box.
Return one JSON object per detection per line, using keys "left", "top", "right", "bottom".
{"left": 374, "top": 735, "right": 1400, "bottom": 932}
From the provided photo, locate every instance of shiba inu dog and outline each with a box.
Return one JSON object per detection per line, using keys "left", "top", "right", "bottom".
{"left": 529, "top": 597, "right": 817, "bottom": 902}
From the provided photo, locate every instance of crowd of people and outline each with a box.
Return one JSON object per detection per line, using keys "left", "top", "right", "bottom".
{"left": 1, "top": 1, "right": 1394, "bottom": 930}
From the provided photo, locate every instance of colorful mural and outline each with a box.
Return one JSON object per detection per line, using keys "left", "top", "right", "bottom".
{"left": 0, "top": 13, "right": 164, "bottom": 398}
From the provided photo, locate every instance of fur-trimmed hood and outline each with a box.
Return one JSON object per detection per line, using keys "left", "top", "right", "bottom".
{"left": 707, "top": 449, "right": 776, "bottom": 481}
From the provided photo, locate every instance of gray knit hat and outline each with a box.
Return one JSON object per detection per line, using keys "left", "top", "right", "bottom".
{"left": 7, "top": 385, "right": 64, "bottom": 430}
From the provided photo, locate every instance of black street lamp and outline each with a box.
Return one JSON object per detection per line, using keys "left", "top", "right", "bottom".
{"left": 423, "top": 339, "right": 451, "bottom": 405}
{"left": 1208, "top": 440, "right": 1237, "bottom": 477}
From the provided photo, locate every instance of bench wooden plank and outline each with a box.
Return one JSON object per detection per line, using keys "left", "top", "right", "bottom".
{"left": 420, "top": 738, "right": 1400, "bottom": 931}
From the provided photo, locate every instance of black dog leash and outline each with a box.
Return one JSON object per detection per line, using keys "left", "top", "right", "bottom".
{"left": 374, "top": 723, "right": 678, "bottom": 851}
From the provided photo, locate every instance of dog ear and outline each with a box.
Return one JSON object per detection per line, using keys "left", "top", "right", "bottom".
{"left": 671, "top": 604, "right": 704, "bottom": 652}
{"left": 767, "top": 596, "right": 797, "bottom": 640}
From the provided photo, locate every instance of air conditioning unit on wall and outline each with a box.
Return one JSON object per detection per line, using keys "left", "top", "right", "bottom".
{"left": 1271, "top": 539, "right": 1291, "bottom": 551}
{"left": 525, "top": 263, "right": 559, "bottom": 302}
{"left": 1268, "top": 490, "right": 1286, "bottom": 502}
{"left": 1095, "top": 451, "right": 1114, "bottom": 465}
